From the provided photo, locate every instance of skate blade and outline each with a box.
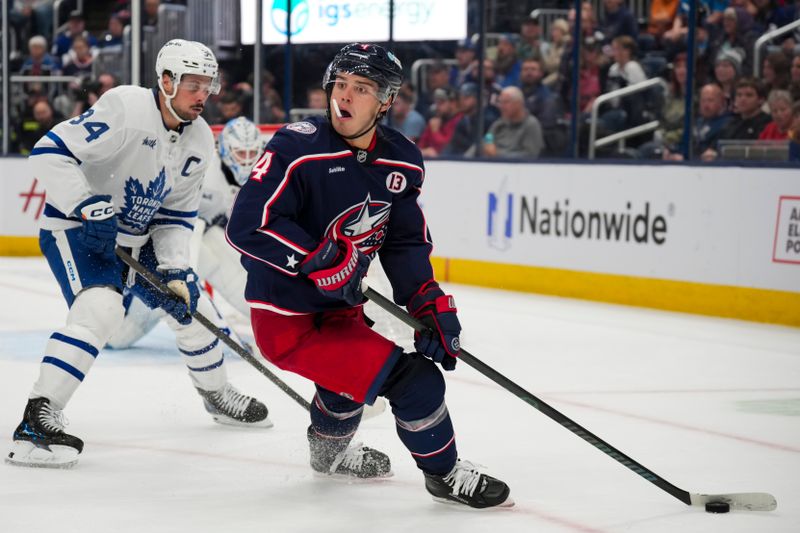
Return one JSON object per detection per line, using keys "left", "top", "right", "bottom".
{"left": 431, "top": 495, "right": 515, "bottom": 510}
{"left": 5, "top": 441, "right": 79, "bottom": 469}
{"left": 210, "top": 414, "right": 274, "bottom": 428}
{"left": 312, "top": 469, "right": 394, "bottom": 482}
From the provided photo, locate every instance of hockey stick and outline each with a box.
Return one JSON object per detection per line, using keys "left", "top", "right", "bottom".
{"left": 362, "top": 283, "right": 777, "bottom": 512}
{"left": 115, "top": 247, "right": 311, "bottom": 411}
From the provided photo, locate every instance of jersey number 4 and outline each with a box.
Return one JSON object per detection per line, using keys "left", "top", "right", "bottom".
{"left": 69, "top": 109, "right": 110, "bottom": 143}
{"left": 250, "top": 151, "right": 274, "bottom": 182}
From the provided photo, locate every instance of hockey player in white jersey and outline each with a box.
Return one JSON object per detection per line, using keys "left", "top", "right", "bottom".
{"left": 106, "top": 117, "right": 262, "bottom": 349}
{"left": 7, "top": 40, "right": 270, "bottom": 469}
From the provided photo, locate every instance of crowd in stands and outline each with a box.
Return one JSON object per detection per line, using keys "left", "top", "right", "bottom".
{"left": 6, "top": 0, "right": 800, "bottom": 160}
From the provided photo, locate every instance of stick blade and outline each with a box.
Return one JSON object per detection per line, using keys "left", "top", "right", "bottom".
{"left": 690, "top": 492, "right": 777, "bottom": 511}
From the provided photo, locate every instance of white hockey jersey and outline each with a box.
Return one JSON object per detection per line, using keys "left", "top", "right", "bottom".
{"left": 197, "top": 152, "right": 238, "bottom": 227}
{"left": 30, "top": 85, "right": 215, "bottom": 269}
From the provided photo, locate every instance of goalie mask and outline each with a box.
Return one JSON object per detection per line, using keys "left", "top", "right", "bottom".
{"left": 219, "top": 117, "right": 264, "bottom": 186}
{"left": 156, "top": 39, "right": 220, "bottom": 123}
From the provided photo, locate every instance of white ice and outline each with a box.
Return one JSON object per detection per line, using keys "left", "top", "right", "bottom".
{"left": 1, "top": 257, "right": 798, "bottom": 533}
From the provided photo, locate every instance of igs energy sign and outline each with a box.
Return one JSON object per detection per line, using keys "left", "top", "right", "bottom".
{"left": 241, "top": 0, "right": 467, "bottom": 44}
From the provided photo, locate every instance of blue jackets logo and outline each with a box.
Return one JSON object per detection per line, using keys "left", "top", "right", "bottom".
{"left": 326, "top": 194, "right": 390, "bottom": 256}
{"left": 119, "top": 168, "right": 171, "bottom": 233}
{"left": 272, "top": 0, "right": 310, "bottom": 36}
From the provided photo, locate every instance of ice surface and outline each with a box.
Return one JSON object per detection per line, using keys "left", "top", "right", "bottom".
{"left": 1, "top": 257, "right": 798, "bottom": 533}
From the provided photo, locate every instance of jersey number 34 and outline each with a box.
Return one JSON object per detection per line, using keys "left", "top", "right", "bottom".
{"left": 70, "top": 109, "right": 110, "bottom": 143}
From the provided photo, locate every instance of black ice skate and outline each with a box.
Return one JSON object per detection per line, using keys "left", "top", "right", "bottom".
{"left": 6, "top": 397, "right": 84, "bottom": 469}
{"left": 424, "top": 460, "right": 514, "bottom": 509}
{"left": 196, "top": 383, "right": 273, "bottom": 428}
{"left": 308, "top": 426, "right": 392, "bottom": 479}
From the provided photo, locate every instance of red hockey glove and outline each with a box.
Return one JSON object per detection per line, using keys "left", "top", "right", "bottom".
{"left": 301, "top": 237, "right": 370, "bottom": 306}
{"left": 407, "top": 280, "right": 461, "bottom": 371}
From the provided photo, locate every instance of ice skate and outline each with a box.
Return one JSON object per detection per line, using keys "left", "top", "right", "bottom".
{"left": 424, "top": 459, "right": 513, "bottom": 509}
{"left": 196, "top": 383, "right": 273, "bottom": 428}
{"left": 6, "top": 397, "right": 84, "bottom": 469}
{"left": 308, "top": 426, "right": 392, "bottom": 479}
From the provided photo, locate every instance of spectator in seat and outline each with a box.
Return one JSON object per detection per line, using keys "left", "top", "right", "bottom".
{"left": 218, "top": 91, "right": 245, "bottom": 124}
{"left": 542, "top": 18, "right": 570, "bottom": 87}
{"left": 62, "top": 35, "right": 95, "bottom": 78}
{"left": 762, "top": 51, "right": 791, "bottom": 94}
{"left": 714, "top": 48, "right": 744, "bottom": 111}
{"left": 20, "top": 35, "right": 60, "bottom": 77}
{"left": 442, "top": 82, "right": 493, "bottom": 156}
{"left": 708, "top": 7, "right": 757, "bottom": 77}
{"left": 600, "top": 0, "right": 638, "bottom": 43}
{"left": 389, "top": 91, "right": 426, "bottom": 143}
{"left": 663, "top": 83, "right": 731, "bottom": 160}
{"left": 143, "top": 0, "right": 160, "bottom": 28}
{"left": 789, "top": 53, "right": 800, "bottom": 102}
{"left": 493, "top": 34, "right": 522, "bottom": 88}
{"left": 519, "top": 58, "right": 562, "bottom": 130}
{"left": 449, "top": 38, "right": 477, "bottom": 88}
{"left": 16, "top": 99, "right": 62, "bottom": 156}
{"left": 600, "top": 35, "right": 648, "bottom": 133}
{"left": 639, "top": 53, "right": 688, "bottom": 158}
{"left": 646, "top": 0, "right": 680, "bottom": 41}
{"left": 100, "top": 14, "right": 125, "bottom": 51}
{"left": 417, "top": 61, "right": 450, "bottom": 119}
{"left": 418, "top": 87, "right": 462, "bottom": 157}
{"left": 518, "top": 18, "right": 548, "bottom": 61}
{"left": 702, "top": 78, "right": 771, "bottom": 159}
{"left": 759, "top": 90, "right": 794, "bottom": 140}
{"left": 482, "top": 86, "right": 544, "bottom": 159}
{"left": 52, "top": 11, "right": 97, "bottom": 62}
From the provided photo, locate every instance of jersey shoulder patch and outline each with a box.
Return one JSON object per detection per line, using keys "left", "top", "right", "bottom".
{"left": 285, "top": 121, "right": 318, "bottom": 135}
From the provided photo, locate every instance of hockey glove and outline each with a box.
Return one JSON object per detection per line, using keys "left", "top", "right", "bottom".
{"left": 74, "top": 195, "right": 117, "bottom": 256}
{"left": 407, "top": 280, "right": 461, "bottom": 371}
{"left": 300, "top": 237, "right": 370, "bottom": 306}
{"left": 155, "top": 268, "right": 200, "bottom": 325}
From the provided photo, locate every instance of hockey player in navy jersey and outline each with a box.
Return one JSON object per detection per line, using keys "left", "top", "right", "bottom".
{"left": 6, "top": 40, "right": 270, "bottom": 469}
{"left": 226, "top": 43, "right": 512, "bottom": 509}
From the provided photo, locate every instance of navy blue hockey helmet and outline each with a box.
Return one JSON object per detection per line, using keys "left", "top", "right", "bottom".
{"left": 322, "top": 43, "right": 404, "bottom": 104}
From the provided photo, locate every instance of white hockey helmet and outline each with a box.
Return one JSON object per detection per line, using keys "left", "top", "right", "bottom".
{"left": 156, "top": 39, "right": 220, "bottom": 93}
{"left": 156, "top": 39, "right": 219, "bottom": 123}
{"left": 219, "top": 117, "right": 264, "bottom": 185}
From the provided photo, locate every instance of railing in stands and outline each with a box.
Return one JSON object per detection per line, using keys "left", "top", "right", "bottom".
{"left": 588, "top": 77, "right": 663, "bottom": 159}
{"left": 753, "top": 19, "right": 800, "bottom": 78}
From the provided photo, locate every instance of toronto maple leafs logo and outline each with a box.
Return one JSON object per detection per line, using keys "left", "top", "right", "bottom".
{"left": 119, "top": 168, "right": 171, "bottom": 232}
{"left": 325, "top": 194, "right": 391, "bottom": 256}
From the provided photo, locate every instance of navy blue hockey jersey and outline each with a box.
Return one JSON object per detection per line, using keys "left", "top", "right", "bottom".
{"left": 226, "top": 116, "right": 434, "bottom": 315}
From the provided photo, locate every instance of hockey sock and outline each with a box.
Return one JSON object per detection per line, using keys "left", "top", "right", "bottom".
{"left": 309, "top": 387, "right": 364, "bottom": 468}
{"left": 171, "top": 295, "right": 227, "bottom": 392}
{"left": 380, "top": 354, "right": 457, "bottom": 475}
{"left": 31, "top": 288, "right": 123, "bottom": 409}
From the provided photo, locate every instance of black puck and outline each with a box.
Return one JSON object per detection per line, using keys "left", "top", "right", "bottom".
{"left": 705, "top": 501, "right": 731, "bottom": 513}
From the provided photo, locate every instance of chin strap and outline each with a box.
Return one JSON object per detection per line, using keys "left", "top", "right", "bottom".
{"left": 158, "top": 77, "right": 190, "bottom": 125}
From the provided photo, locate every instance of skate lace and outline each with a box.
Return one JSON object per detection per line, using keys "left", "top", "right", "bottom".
{"left": 443, "top": 460, "right": 484, "bottom": 497}
{"left": 38, "top": 404, "right": 68, "bottom": 433}
{"left": 214, "top": 384, "right": 251, "bottom": 417}
{"left": 330, "top": 441, "right": 365, "bottom": 473}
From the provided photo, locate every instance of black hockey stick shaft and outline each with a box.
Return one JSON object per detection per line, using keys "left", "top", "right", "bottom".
{"left": 363, "top": 285, "right": 693, "bottom": 506}
{"left": 115, "top": 248, "right": 311, "bottom": 411}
